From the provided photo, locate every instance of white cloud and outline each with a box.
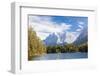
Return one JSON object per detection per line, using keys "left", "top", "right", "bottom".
{"left": 29, "top": 16, "right": 84, "bottom": 43}
{"left": 76, "top": 28, "right": 82, "bottom": 32}
{"left": 76, "top": 29, "right": 81, "bottom": 32}
{"left": 76, "top": 24, "right": 84, "bottom": 32}
{"left": 36, "top": 32, "right": 49, "bottom": 40}
{"left": 78, "top": 25, "right": 83, "bottom": 29}
{"left": 29, "top": 16, "right": 72, "bottom": 40}
{"left": 78, "top": 21, "right": 84, "bottom": 25}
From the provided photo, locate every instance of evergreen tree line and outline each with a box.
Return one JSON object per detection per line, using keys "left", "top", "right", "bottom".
{"left": 46, "top": 43, "right": 88, "bottom": 54}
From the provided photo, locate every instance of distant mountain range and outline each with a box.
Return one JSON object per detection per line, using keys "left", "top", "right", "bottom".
{"left": 43, "top": 27, "right": 88, "bottom": 46}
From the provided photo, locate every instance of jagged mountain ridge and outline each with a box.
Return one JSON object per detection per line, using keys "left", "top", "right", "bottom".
{"left": 43, "top": 32, "right": 67, "bottom": 46}
{"left": 43, "top": 27, "right": 88, "bottom": 46}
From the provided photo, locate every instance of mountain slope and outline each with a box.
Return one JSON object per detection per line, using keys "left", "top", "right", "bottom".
{"left": 74, "top": 27, "right": 88, "bottom": 45}
{"left": 43, "top": 32, "right": 67, "bottom": 46}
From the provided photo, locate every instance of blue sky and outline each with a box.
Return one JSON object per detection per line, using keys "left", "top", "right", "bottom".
{"left": 29, "top": 15, "right": 88, "bottom": 43}
{"left": 51, "top": 16, "right": 88, "bottom": 32}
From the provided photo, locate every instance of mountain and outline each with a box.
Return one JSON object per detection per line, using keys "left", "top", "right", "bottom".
{"left": 43, "top": 32, "right": 67, "bottom": 46}
{"left": 74, "top": 27, "right": 88, "bottom": 45}
{"left": 43, "top": 27, "right": 88, "bottom": 46}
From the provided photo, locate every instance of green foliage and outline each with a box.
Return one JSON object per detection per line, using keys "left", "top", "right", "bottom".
{"left": 28, "top": 27, "right": 46, "bottom": 60}
{"left": 46, "top": 43, "right": 88, "bottom": 54}
{"left": 78, "top": 43, "right": 88, "bottom": 52}
{"left": 66, "top": 44, "right": 79, "bottom": 52}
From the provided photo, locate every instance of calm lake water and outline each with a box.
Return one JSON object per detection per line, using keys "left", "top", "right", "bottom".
{"left": 32, "top": 52, "right": 88, "bottom": 60}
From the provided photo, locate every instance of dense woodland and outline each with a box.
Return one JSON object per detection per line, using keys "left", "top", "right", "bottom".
{"left": 46, "top": 43, "right": 88, "bottom": 53}
{"left": 28, "top": 27, "right": 88, "bottom": 60}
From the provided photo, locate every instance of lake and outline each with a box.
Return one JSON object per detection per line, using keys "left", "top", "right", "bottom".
{"left": 32, "top": 52, "right": 88, "bottom": 60}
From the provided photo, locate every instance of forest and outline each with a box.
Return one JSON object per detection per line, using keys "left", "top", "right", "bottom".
{"left": 28, "top": 27, "right": 88, "bottom": 60}
{"left": 46, "top": 43, "right": 88, "bottom": 54}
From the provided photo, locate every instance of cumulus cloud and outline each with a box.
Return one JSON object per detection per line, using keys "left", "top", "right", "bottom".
{"left": 29, "top": 16, "right": 83, "bottom": 43}
{"left": 29, "top": 16, "right": 72, "bottom": 40}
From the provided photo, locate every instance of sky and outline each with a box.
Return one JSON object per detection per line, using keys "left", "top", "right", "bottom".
{"left": 29, "top": 15, "right": 88, "bottom": 43}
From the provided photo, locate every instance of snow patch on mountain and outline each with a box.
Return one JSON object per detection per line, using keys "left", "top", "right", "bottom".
{"left": 43, "top": 31, "right": 79, "bottom": 46}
